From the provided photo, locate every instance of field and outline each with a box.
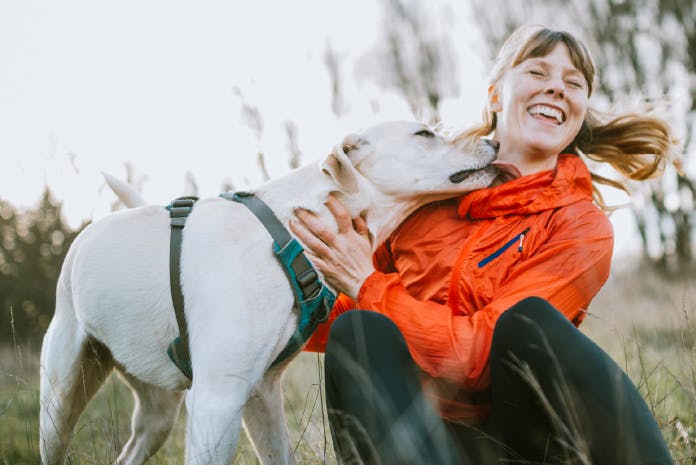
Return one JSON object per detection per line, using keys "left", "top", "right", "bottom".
{"left": 1, "top": 259, "right": 694, "bottom": 464}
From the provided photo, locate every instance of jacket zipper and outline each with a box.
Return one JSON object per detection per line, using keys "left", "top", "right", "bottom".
{"left": 477, "top": 227, "right": 531, "bottom": 268}
{"left": 448, "top": 222, "right": 491, "bottom": 311}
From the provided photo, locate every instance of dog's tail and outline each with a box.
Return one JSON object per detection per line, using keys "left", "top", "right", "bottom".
{"left": 102, "top": 172, "right": 147, "bottom": 208}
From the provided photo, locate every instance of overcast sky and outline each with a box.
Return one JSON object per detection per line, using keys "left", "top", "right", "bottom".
{"left": 0, "top": 0, "right": 641, "bottom": 258}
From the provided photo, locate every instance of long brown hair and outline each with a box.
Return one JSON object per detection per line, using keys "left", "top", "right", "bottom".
{"left": 456, "top": 25, "right": 677, "bottom": 208}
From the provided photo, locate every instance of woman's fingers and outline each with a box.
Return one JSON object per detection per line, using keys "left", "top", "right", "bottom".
{"left": 294, "top": 207, "right": 337, "bottom": 244}
{"left": 325, "top": 195, "right": 354, "bottom": 233}
{"left": 292, "top": 195, "right": 354, "bottom": 245}
{"left": 289, "top": 213, "right": 332, "bottom": 256}
{"left": 352, "top": 215, "right": 371, "bottom": 240}
{"left": 302, "top": 250, "right": 327, "bottom": 271}
{"left": 291, "top": 196, "right": 375, "bottom": 299}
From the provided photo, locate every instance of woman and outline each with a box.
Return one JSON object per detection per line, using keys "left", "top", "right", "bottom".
{"left": 291, "top": 25, "right": 676, "bottom": 465}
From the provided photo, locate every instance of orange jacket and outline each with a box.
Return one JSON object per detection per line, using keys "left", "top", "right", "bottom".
{"left": 305, "top": 154, "right": 614, "bottom": 422}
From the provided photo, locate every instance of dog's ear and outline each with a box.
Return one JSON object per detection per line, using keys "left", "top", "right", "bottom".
{"left": 320, "top": 150, "right": 359, "bottom": 194}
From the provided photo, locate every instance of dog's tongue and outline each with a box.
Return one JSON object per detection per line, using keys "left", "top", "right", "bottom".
{"left": 491, "top": 160, "right": 523, "bottom": 180}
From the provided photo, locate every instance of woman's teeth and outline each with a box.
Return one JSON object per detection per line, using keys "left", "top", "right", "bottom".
{"left": 528, "top": 105, "right": 564, "bottom": 124}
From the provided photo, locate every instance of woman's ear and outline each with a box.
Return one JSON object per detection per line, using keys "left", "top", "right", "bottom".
{"left": 488, "top": 85, "right": 502, "bottom": 112}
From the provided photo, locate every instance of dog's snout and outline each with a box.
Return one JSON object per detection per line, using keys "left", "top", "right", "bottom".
{"left": 476, "top": 137, "right": 499, "bottom": 163}
{"left": 484, "top": 139, "right": 500, "bottom": 150}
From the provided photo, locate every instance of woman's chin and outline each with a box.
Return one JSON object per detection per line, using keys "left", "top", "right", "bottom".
{"left": 521, "top": 138, "right": 569, "bottom": 158}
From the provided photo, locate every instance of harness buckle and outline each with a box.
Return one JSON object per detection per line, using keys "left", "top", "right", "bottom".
{"left": 168, "top": 197, "right": 198, "bottom": 210}
{"left": 297, "top": 268, "right": 321, "bottom": 299}
{"left": 310, "top": 296, "right": 332, "bottom": 323}
{"left": 167, "top": 197, "right": 198, "bottom": 228}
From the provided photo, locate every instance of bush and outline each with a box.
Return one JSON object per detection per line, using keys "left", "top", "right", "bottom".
{"left": 0, "top": 188, "right": 87, "bottom": 346}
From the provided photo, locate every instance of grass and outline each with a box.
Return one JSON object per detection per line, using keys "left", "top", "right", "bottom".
{"left": 582, "top": 259, "right": 696, "bottom": 463}
{"left": 0, "top": 346, "right": 334, "bottom": 465}
{"left": 1, "top": 260, "right": 694, "bottom": 464}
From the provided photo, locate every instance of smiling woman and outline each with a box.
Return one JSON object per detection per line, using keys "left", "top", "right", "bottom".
{"left": 293, "top": 25, "right": 677, "bottom": 465}
{"left": 489, "top": 43, "right": 589, "bottom": 174}
{"left": 459, "top": 25, "right": 674, "bottom": 202}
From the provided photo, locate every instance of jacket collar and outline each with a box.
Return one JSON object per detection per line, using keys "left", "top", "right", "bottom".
{"left": 458, "top": 154, "right": 594, "bottom": 219}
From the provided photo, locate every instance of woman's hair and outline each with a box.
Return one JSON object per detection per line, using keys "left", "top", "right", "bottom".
{"left": 456, "top": 25, "right": 677, "bottom": 208}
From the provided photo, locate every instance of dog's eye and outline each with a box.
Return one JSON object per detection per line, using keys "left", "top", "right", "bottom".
{"left": 414, "top": 129, "right": 435, "bottom": 138}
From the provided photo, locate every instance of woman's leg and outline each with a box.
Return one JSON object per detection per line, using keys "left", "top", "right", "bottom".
{"left": 324, "top": 310, "right": 460, "bottom": 465}
{"left": 489, "top": 296, "right": 674, "bottom": 465}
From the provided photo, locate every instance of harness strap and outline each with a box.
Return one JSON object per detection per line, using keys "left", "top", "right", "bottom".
{"left": 221, "top": 191, "right": 335, "bottom": 367}
{"left": 166, "top": 196, "right": 198, "bottom": 380}
{"left": 164, "top": 192, "right": 335, "bottom": 380}
{"left": 222, "top": 192, "right": 321, "bottom": 300}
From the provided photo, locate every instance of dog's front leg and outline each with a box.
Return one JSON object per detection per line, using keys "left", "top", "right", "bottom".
{"left": 242, "top": 365, "right": 296, "bottom": 465}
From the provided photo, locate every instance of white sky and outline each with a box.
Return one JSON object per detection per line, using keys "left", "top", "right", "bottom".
{"left": 0, "top": 0, "right": 641, "bottom": 257}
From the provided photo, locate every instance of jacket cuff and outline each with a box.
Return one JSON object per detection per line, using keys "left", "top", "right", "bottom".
{"left": 356, "top": 271, "right": 390, "bottom": 308}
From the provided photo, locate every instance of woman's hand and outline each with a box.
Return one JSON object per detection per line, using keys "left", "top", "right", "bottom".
{"left": 290, "top": 195, "right": 374, "bottom": 300}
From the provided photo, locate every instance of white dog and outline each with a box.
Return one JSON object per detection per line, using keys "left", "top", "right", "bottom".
{"left": 39, "top": 121, "right": 497, "bottom": 465}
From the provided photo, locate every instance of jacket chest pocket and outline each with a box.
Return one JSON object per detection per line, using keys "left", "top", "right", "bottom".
{"left": 465, "top": 227, "right": 531, "bottom": 305}
{"left": 477, "top": 227, "right": 530, "bottom": 268}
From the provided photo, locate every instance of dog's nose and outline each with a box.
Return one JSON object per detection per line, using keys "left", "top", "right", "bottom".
{"left": 484, "top": 138, "right": 500, "bottom": 150}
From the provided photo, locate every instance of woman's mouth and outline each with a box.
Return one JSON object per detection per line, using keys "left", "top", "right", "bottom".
{"left": 527, "top": 104, "right": 565, "bottom": 125}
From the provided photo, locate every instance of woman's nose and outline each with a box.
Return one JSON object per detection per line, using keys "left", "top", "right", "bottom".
{"left": 545, "top": 78, "right": 565, "bottom": 98}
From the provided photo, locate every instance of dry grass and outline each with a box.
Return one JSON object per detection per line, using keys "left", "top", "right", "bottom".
{"left": 1, "top": 260, "right": 693, "bottom": 464}
{"left": 583, "top": 259, "right": 696, "bottom": 463}
{"left": 0, "top": 347, "right": 334, "bottom": 465}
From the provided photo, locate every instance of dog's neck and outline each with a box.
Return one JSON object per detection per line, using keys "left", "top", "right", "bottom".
{"left": 252, "top": 162, "right": 429, "bottom": 253}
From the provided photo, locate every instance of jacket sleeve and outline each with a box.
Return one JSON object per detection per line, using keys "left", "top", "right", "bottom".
{"left": 303, "top": 292, "right": 356, "bottom": 352}
{"left": 303, "top": 241, "right": 396, "bottom": 352}
{"left": 356, "top": 207, "right": 613, "bottom": 391}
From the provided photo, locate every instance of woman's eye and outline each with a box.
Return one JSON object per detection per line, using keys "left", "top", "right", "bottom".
{"left": 567, "top": 80, "right": 583, "bottom": 88}
{"left": 414, "top": 129, "right": 435, "bottom": 137}
{"left": 529, "top": 70, "right": 544, "bottom": 76}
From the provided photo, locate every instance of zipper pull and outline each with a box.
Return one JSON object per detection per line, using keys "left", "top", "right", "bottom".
{"left": 518, "top": 227, "right": 530, "bottom": 252}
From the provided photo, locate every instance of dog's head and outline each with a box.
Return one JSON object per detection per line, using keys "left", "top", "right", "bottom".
{"left": 320, "top": 121, "right": 497, "bottom": 200}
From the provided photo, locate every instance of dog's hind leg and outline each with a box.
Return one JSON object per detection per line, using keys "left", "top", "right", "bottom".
{"left": 114, "top": 371, "right": 184, "bottom": 465}
{"left": 242, "top": 365, "right": 295, "bottom": 465}
{"left": 39, "top": 307, "right": 113, "bottom": 465}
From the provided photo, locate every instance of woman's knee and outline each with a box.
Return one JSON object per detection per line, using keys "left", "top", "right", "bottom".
{"left": 491, "top": 297, "right": 568, "bottom": 359}
{"left": 325, "top": 310, "right": 412, "bottom": 381}
{"left": 494, "top": 296, "right": 566, "bottom": 336}
{"left": 327, "top": 310, "right": 405, "bottom": 353}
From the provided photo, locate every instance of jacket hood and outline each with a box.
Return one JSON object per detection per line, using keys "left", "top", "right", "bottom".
{"left": 458, "top": 154, "right": 594, "bottom": 219}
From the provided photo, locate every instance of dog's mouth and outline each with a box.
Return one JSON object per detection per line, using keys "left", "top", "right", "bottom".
{"left": 449, "top": 169, "right": 479, "bottom": 184}
{"left": 449, "top": 139, "right": 499, "bottom": 184}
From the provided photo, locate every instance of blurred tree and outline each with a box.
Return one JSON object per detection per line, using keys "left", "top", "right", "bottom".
{"left": 183, "top": 171, "right": 200, "bottom": 197}
{"left": 0, "top": 188, "right": 87, "bottom": 346}
{"left": 357, "top": 0, "right": 460, "bottom": 124}
{"left": 324, "top": 42, "right": 348, "bottom": 118}
{"left": 0, "top": 198, "right": 18, "bottom": 344}
{"left": 284, "top": 120, "right": 303, "bottom": 170}
{"left": 468, "top": 0, "right": 696, "bottom": 271}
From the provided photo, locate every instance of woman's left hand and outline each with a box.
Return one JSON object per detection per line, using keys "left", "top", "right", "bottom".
{"left": 290, "top": 195, "right": 375, "bottom": 300}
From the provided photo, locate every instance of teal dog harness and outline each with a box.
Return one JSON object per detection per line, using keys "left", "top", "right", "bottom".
{"left": 166, "top": 193, "right": 335, "bottom": 380}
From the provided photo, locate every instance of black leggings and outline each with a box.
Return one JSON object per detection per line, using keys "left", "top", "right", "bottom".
{"left": 324, "top": 297, "right": 674, "bottom": 465}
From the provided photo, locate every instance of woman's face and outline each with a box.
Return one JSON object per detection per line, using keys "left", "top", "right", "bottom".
{"left": 490, "top": 42, "right": 589, "bottom": 165}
